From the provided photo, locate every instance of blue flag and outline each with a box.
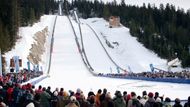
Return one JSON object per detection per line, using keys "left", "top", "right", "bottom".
{"left": 116, "top": 66, "right": 120, "bottom": 73}
{"left": 149, "top": 64, "right": 154, "bottom": 72}
{"left": 27, "top": 61, "right": 30, "bottom": 71}
{"left": 13, "top": 56, "right": 19, "bottom": 73}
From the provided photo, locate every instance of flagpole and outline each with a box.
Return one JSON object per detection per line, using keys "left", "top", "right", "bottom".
{"left": 0, "top": 48, "right": 2, "bottom": 76}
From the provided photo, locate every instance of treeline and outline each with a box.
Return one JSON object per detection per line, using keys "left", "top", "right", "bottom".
{"left": 0, "top": 0, "right": 58, "bottom": 53}
{"left": 68, "top": 0, "right": 190, "bottom": 67}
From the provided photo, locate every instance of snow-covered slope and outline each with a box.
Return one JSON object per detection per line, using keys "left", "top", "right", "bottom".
{"left": 4, "top": 15, "right": 56, "bottom": 72}
{"left": 81, "top": 18, "right": 168, "bottom": 72}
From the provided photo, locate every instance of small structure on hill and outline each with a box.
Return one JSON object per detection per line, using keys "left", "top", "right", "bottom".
{"left": 109, "top": 16, "right": 120, "bottom": 28}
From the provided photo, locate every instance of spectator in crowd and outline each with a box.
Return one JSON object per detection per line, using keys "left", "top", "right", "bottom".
{"left": 33, "top": 93, "right": 41, "bottom": 107}
{"left": 140, "top": 91, "right": 148, "bottom": 106}
{"left": 154, "top": 92, "right": 159, "bottom": 100}
{"left": 113, "top": 90, "right": 126, "bottom": 107}
{"left": 95, "top": 89, "right": 102, "bottom": 107}
{"left": 163, "top": 97, "right": 172, "bottom": 107}
{"left": 40, "top": 87, "right": 51, "bottom": 107}
{"left": 35, "top": 85, "right": 43, "bottom": 94}
{"left": 184, "top": 96, "right": 190, "bottom": 107}
{"left": 87, "top": 94, "right": 96, "bottom": 107}
{"left": 77, "top": 93, "right": 88, "bottom": 107}
{"left": 58, "top": 88, "right": 64, "bottom": 96}
{"left": 155, "top": 97, "right": 163, "bottom": 107}
{"left": 173, "top": 98, "right": 182, "bottom": 107}
{"left": 128, "top": 92, "right": 141, "bottom": 107}
{"left": 57, "top": 90, "right": 69, "bottom": 107}
{"left": 51, "top": 90, "right": 58, "bottom": 107}
{"left": 99, "top": 88, "right": 107, "bottom": 104}
{"left": 75, "top": 88, "right": 82, "bottom": 101}
{"left": 144, "top": 92, "right": 156, "bottom": 107}
{"left": 123, "top": 91, "right": 128, "bottom": 106}
{"left": 101, "top": 92, "right": 114, "bottom": 107}
{"left": 65, "top": 96, "right": 78, "bottom": 107}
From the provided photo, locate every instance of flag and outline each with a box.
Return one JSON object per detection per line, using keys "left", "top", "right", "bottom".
{"left": 116, "top": 66, "right": 120, "bottom": 73}
{"left": 0, "top": 49, "right": 2, "bottom": 76}
{"left": 128, "top": 66, "right": 132, "bottom": 73}
{"left": 149, "top": 64, "right": 154, "bottom": 72}
{"left": 13, "top": 56, "right": 19, "bottom": 73}
{"left": 27, "top": 61, "right": 30, "bottom": 71}
{"left": 36, "top": 64, "right": 39, "bottom": 72}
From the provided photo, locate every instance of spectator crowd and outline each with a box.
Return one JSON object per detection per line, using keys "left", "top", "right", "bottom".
{"left": 98, "top": 70, "right": 190, "bottom": 79}
{"left": 0, "top": 69, "right": 190, "bottom": 107}
{"left": 0, "top": 82, "right": 190, "bottom": 107}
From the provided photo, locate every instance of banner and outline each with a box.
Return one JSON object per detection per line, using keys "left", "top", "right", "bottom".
{"left": 13, "top": 56, "right": 19, "bottom": 73}
{"left": 0, "top": 49, "right": 2, "bottom": 76}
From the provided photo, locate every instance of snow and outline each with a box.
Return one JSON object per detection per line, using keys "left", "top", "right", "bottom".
{"left": 81, "top": 18, "right": 168, "bottom": 72}
{"left": 4, "top": 15, "right": 56, "bottom": 72}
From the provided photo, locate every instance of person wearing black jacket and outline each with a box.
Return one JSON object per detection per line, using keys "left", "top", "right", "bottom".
{"left": 184, "top": 96, "right": 190, "bottom": 107}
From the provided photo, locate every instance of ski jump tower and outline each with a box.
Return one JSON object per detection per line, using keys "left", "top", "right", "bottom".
{"left": 58, "top": 0, "right": 64, "bottom": 16}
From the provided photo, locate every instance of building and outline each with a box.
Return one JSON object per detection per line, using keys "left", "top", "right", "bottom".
{"left": 109, "top": 16, "right": 120, "bottom": 28}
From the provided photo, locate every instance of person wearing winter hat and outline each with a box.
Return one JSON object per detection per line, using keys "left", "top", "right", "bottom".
{"left": 65, "top": 96, "right": 79, "bottom": 107}
{"left": 75, "top": 88, "right": 82, "bottom": 101}
{"left": 140, "top": 91, "right": 148, "bottom": 106}
{"left": 53, "top": 91, "right": 58, "bottom": 96}
{"left": 144, "top": 92, "right": 156, "bottom": 107}
{"left": 154, "top": 92, "right": 159, "bottom": 100}
{"left": 163, "top": 97, "right": 172, "bottom": 107}
{"left": 148, "top": 92, "right": 154, "bottom": 98}
{"left": 143, "top": 91, "right": 147, "bottom": 96}
{"left": 113, "top": 90, "right": 126, "bottom": 107}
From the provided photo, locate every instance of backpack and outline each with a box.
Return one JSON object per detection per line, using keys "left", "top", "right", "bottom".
{"left": 132, "top": 99, "right": 142, "bottom": 107}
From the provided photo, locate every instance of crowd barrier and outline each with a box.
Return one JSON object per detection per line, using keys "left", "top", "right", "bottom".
{"left": 99, "top": 74, "right": 190, "bottom": 84}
